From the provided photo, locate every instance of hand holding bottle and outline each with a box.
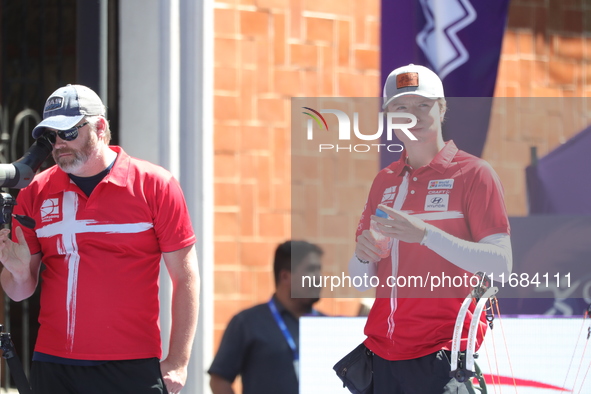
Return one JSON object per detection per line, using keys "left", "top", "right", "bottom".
{"left": 370, "top": 208, "right": 393, "bottom": 258}
{"left": 371, "top": 204, "right": 427, "bottom": 244}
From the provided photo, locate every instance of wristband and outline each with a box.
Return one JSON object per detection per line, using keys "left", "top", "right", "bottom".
{"left": 356, "top": 254, "right": 370, "bottom": 264}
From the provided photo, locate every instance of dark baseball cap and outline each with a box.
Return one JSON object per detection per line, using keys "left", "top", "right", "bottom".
{"left": 32, "top": 84, "right": 105, "bottom": 139}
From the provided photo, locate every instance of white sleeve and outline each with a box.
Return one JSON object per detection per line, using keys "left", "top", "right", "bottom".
{"left": 421, "top": 225, "right": 512, "bottom": 283}
{"left": 348, "top": 255, "right": 378, "bottom": 291}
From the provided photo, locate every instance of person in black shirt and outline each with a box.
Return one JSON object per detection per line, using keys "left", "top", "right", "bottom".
{"left": 208, "top": 240, "right": 323, "bottom": 394}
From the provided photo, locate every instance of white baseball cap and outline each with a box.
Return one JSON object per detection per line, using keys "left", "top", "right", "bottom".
{"left": 382, "top": 64, "right": 444, "bottom": 109}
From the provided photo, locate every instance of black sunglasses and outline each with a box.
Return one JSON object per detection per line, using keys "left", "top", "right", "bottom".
{"left": 44, "top": 122, "right": 89, "bottom": 144}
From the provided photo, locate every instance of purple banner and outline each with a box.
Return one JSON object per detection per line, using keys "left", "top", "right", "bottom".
{"left": 380, "top": 0, "right": 510, "bottom": 168}
{"left": 527, "top": 125, "right": 591, "bottom": 215}
{"left": 500, "top": 216, "right": 591, "bottom": 316}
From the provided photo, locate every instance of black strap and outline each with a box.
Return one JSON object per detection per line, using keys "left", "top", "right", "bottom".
{"left": 0, "top": 329, "right": 33, "bottom": 394}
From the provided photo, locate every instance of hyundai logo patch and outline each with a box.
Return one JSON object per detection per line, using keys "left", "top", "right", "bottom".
{"left": 425, "top": 194, "right": 449, "bottom": 211}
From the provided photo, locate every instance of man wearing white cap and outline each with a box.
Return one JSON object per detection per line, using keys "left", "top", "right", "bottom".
{"left": 349, "top": 65, "right": 512, "bottom": 393}
{"left": 0, "top": 84, "right": 199, "bottom": 394}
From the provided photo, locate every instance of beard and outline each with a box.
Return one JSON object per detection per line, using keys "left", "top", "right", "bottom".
{"left": 52, "top": 132, "right": 96, "bottom": 173}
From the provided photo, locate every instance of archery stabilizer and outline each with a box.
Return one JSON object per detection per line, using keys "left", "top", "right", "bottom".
{"left": 450, "top": 272, "right": 498, "bottom": 385}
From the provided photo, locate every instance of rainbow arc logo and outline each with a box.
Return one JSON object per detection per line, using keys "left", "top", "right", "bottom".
{"left": 302, "top": 107, "right": 328, "bottom": 131}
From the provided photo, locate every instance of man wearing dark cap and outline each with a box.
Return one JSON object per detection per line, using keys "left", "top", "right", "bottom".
{"left": 349, "top": 64, "right": 512, "bottom": 393}
{"left": 0, "top": 84, "right": 199, "bottom": 394}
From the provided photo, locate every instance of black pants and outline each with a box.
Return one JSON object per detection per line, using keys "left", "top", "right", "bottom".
{"left": 372, "top": 351, "right": 477, "bottom": 394}
{"left": 30, "top": 357, "right": 168, "bottom": 394}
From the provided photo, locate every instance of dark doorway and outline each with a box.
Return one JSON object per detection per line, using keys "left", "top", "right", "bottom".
{"left": 0, "top": 0, "right": 118, "bottom": 388}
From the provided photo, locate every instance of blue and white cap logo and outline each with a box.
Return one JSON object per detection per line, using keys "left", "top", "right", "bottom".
{"left": 44, "top": 96, "right": 64, "bottom": 113}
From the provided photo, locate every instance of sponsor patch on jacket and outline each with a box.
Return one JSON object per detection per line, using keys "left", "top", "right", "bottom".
{"left": 40, "top": 198, "right": 60, "bottom": 222}
{"left": 425, "top": 194, "right": 449, "bottom": 211}
{"left": 428, "top": 179, "right": 454, "bottom": 190}
{"left": 380, "top": 186, "right": 397, "bottom": 205}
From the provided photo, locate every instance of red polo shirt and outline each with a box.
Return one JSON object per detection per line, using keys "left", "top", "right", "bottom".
{"left": 357, "top": 141, "right": 509, "bottom": 361}
{"left": 13, "top": 147, "right": 196, "bottom": 360}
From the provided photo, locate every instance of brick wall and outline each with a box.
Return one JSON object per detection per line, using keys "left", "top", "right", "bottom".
{"left": 212, "top": 0, "right": 381, "bottom": 362}
{"left": 487, "top": 0, "right": 591, "bottom": 215}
